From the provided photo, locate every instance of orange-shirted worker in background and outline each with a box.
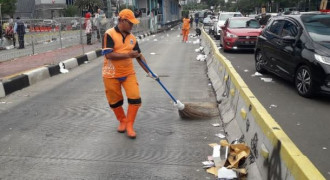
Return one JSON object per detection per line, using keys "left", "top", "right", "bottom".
{"left": 102, "top": 9, "right": 154, "bottom": 139}
{"left": 182, "top": 15, "right": 190, "bottom": 43}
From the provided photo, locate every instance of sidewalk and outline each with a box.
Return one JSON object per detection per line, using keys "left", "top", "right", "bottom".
{"left": 0, "top": 43, "right": 101, "bottom": 80}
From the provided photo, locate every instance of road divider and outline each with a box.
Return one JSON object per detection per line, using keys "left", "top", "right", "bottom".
{"left": 0, "top": 49, "right": 102, "bottom": 98}
{"left": 201, "top": 29, "right": 325, "bottom": 179}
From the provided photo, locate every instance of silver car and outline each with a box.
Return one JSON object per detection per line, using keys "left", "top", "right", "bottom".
{"left": 213, "top": 12, "right": 242, "bottom": 40}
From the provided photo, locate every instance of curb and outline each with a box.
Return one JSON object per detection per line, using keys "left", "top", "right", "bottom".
{"left": 200, "top": 28, "right": 325, "bottom": 179}
{"left": 0, "top": 49, "right": 102, "bottom": 98}
{"left": 0, "top": 28, "right": 175, "bottom": 98}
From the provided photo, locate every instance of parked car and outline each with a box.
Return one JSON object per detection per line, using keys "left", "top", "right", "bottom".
{"left": 220, "top": 17, "right": 262, "bottom": 51}
{"left": 255, "top": 12, "right": 330, "bottom": 97}
{"left": 213, "top": 12, "right": 242, "bottom": 40}
{"left": 203, "top": 15, "right": 216, "bottom": 26}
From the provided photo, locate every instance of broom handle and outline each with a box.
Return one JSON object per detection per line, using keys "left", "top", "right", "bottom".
{"left": 138, "top": 59, "right": 178, "bottom": 104}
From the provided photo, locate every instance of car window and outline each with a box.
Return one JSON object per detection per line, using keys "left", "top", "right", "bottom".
{"left": 229, "top": 19, "right": 261, "bottom": 28}
{"left": 268, "top": 20, "right": 284, "bottom": 35}
{"left": 301, "top": 14, "right": 330, "bottom": 45}
{"left": 281, "top": 21, "right": 298, "bottom": 37}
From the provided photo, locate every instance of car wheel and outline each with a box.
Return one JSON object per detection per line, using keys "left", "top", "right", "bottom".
{"left": 295, "top": 65, "right": 315, "bottom": 98}
{"left": 255, "top": 50, "right": 267, "bottom": 73}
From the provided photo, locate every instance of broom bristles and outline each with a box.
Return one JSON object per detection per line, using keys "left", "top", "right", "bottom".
{"left": 178, "top": 102, "right": 220, "bottom": 119}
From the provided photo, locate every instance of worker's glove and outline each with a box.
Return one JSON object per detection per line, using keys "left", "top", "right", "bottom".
{"left": 147, "top": 72, "right": 159, "bottom": 80}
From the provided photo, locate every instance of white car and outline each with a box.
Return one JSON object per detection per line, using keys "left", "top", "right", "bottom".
{"left": 213, "top": 12, "right": 242, "bottom": 40}
{"left": 203, "top": 15, "right": 215, "bottom": 25}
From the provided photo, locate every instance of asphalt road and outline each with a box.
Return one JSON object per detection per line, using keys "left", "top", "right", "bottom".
{"left": 0, "top": 29, "right": 220, "bottom": 179}
{"left": 207, "top": 32, "right": 330, "bottom": 178}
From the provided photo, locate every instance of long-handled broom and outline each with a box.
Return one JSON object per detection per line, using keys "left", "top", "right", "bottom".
{"left": 138, "top": 59, "right": 219, "bottom": 119}
{"left": 102, "top": 49, "right": 219, "bottom": 119}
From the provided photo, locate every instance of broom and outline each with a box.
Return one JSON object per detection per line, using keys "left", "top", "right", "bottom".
{"left": 138, "top": 59, "right": 219, "bottom": 119}
{"left": 102, "top": 49, "right": 219, "bottom": 119}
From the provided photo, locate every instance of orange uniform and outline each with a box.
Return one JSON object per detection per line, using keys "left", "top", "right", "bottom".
{"left": 102, "top": 26, "right": 141, "bottom": 108}
{"left": 182, "top": 18, "right": 190, "bottom": 42}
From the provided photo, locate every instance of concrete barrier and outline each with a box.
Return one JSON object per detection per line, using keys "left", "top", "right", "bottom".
{"left": 85, "top": 51, "right": 97, "bottom": 61}
{"left": 0, "top": 49, "right": 102, "bottom": 98}
{"left": 23, "top": 67, "right": 50, "bottom": 85}
{"left": 62, "top": 58, "right": 78, "bottom": 70}
{"left": 0, "top": 82, "right": 5, "bottom": 98}
{"left": 201, "top": 29, "right": 325, "bottom": 180}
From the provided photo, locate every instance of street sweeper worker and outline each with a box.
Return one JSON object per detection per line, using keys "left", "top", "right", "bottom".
{"left": 182, "top": 15, "right": 190, "bottom": 42}
{"left": 102, "top": 9, "right": 155, "bottom": 139}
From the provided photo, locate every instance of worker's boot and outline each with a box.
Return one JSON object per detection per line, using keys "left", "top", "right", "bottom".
{"left": 126, "top": 104, "right": 140, "bottom": 139}
{"left": 112, "top": 106, "right": 127, "bottom": 133}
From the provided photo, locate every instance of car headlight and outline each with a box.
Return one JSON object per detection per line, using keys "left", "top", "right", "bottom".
{"left": 315, "top": 54, "right": 330, "bottom": 65}
{"left": 226, "top": 32, "right": 238, "bottom": 38}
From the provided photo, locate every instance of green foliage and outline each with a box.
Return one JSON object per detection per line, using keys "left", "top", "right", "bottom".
{"left": 0, "top": 0, "right": 17, "bottom": 16}
{"left": 64, "top": 5, "right": 79, "bottom": 17}
{"left": 182, "top": 2, "right": 209, "bottom": 11}
{"left": 74, "top": 0, "right": 104, "bottom": 11}
{"left": 119, "top": 4, "right": 134, "bottom": 11}
{"left": 181, "top": 10, "right": 189, "bottom": 18}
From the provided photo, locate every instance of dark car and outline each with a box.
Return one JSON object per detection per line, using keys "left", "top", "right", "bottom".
{"left": 255, "top": 12, "right": 330, "bottom": 97}
{"left": 220, "top": 17, "right": 263, "bottom": 51}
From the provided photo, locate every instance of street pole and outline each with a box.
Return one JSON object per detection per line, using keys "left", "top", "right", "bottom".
{"left": 126, "top": 0, "right": 128, "bottom": 8}
{"left": 0, "top": 4, "right": 2, "bottom": 26}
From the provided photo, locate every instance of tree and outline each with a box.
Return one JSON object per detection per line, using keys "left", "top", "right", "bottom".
{"left": 0, "top": 0, "right": 17, "bottom": 16}
{"left": 74, "top": 0, "right": 104, "bottom": 13}
{"left": 64, "top": 5, "right": 79, "bottom": 17}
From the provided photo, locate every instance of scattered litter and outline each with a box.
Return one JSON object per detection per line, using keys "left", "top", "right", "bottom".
{"left": 193, "top": 39, "right": 200, "bottom": 44}
{"left": 153, "top": 35, "right": 156, "bottom": 37}
{"left": 218, "top": 167, "right": 237, "bottom": 179}
{"left": 218, "top": 46, "right": 222, "bottom": 49}
{"left": 208, "top": 83, "right": 212, "bottom": 86}
{"left": 196, "top": 54, "right": 207, "bottom": 61}
{"left": 215, "top": 133, "right": 226, "bottom": 138}
{"left": 0, "top": 101, "right": 6, "bottom": 104}
{"left": 261, "top": 77, "right": 273, "bottom": 82}
{"left": 153, "top": 39, "right": 158, "bottom": 41}
{"left": 208, "top": 156, "right": 214, "bottom": 161}
{"left": 206, "top": 167, "right": 218, "bottom": 176}
{"left": 167, "top": 34, "right": 169, "bottom": 37}
{"left": 204, "top": 137, "right": 208, "bottom": 139}
{"left": 196, "top": 169, "right": 200, "bottom": 172}
{"left": 202, "top": 161, "right": 215, "bottom": 167}
{"left": 323, "top": 147, "right": 327, "bottom": 150}
{"left": 6, "top": 45, "right": 14, "bottom": 50}
{"left": 244, "top": 69, "right": 249, "bottom": 72}
{"left": 195, "top": 49, "right": 200, "bottom": 52}
{"left": 209, "top": 143, "right": 218, "bottom": 148}
{"left": 269, "top": 104, "right": 278, "bottom": 108}
{"left": 59, "top": 62, "right": 69, "bottom": 73}
{"left": 212, "top": 123, "right": 220, "bottom": 127}
{"left": 177, "top": 35, "right": 180, "bottom": 37}
{"left": 84, "top": 61, "right": 89, "bottom": 64}
{"left": 251, "top": 72, "right": 263, "bottom": 77}
{"left": 150, "top": 52, "right": 156, "bottom": 55}
{"left": 297, "top": 123, "right": 300, "bottom": 126}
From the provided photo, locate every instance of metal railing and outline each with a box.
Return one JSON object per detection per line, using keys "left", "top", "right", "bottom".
{"left": 0, "top": 16, "right": 158, "bottom": 62}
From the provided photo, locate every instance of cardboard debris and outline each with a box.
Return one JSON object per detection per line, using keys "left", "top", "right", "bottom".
{"left": 206, "top": 167, "right": 218, "bottom": 176}
{"left": 226, "top": 143, "right": 250, "bottom": 169}
{"left": 232, "top": 168, "right": 247, "bottom": 175}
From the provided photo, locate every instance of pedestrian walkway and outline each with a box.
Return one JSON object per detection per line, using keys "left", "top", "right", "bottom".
{"left": 0, "top": 43, "right": 101, "bottom": 80}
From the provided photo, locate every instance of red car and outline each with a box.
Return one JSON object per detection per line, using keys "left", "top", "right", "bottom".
{"left": 220, "top": 17, "right": 263, "bottom": 51}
